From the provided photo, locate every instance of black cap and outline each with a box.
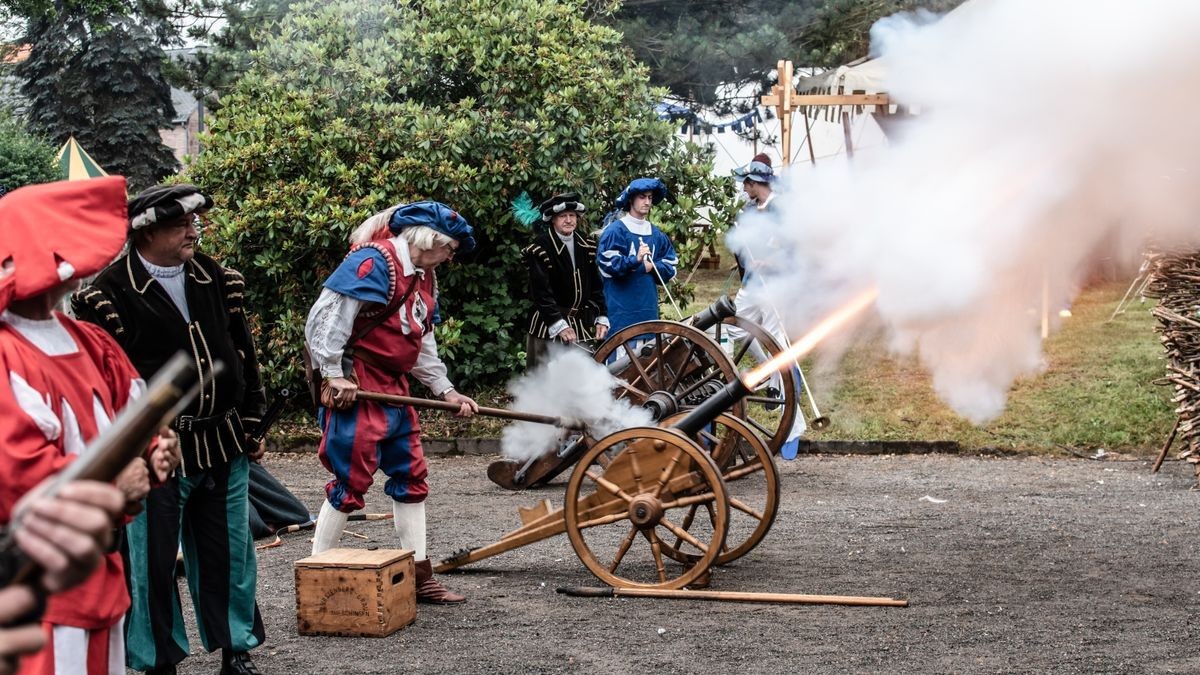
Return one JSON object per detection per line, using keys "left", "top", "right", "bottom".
{"left": 128, "top": 183, "right": 213, "bottom": 230}
{"left": 538, "top": 192, "right": 587, "bottom": 221}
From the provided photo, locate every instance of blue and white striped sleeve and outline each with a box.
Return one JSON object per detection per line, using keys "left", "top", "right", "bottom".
{"left": 653, "top": 231, "right": 678, "bottom": 284}
{"left": 596, "top": 225, "right": 642, "bottom": 279}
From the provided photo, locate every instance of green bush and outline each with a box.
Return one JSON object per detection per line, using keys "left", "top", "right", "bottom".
{"left": 0, "top": 110, "right": 58, "bottom": 189}
{"left": 188, "top": 0, "right": 736, "bottom": 391}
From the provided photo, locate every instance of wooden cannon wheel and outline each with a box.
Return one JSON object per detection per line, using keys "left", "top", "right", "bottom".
{"left": 659, "top": 412, "right": 780, "bottom": 566}
{"left": 709, "top": 316, "right": 800, "bottom": 455}
{"left": 564, "top": 426, "right": 729, "bottom": 590}
{"left": 592, "top": 320, "right": 744, "bottom": 422}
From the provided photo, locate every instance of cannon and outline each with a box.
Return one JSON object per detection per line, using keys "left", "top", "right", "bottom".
{"left": 408, "top": 368, "right": 779, "bottom": 590}
{"left": 488, "top": 296, "right": 812, "bottom": 490}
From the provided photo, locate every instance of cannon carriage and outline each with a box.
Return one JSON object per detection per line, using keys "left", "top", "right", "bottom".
{"left": 437, "top": 393, "right": 779, "bottom": 589}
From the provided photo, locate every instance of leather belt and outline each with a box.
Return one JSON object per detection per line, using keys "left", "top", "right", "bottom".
{"left": 174, "top": 409, "right": 233, "bottom": 432}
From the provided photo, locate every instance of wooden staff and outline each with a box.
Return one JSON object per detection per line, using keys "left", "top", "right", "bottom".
{"left": 1152, "top": 418, "right": 1180, "bottom": 474}
{"left": 256, "top": 513, "right": 393, "bottom": 550}
{"left": 557, "top": 586, "right": 907, "bottom": 607}
{"left": 356, "top": 390, "right": 585, "bottom": 429}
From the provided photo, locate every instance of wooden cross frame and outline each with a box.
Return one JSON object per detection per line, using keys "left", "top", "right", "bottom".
{"left": 760, "top": 59, "right": 890, "bottom": 166}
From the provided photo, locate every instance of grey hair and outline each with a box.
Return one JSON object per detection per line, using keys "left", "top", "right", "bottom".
{"left": 349, "top": 206, "right": 396, "bottom": 244}
{"left": 397, "top": 224, "right": 455, "bottom": 252}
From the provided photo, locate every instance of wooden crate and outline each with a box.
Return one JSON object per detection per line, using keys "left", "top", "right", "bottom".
{"left": 295, "top": 548, "right": 416, "bottom": 637}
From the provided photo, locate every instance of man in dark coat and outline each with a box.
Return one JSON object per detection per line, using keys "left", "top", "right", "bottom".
{"left": 72, "top": 183, "right": 267, "bottom": 675}
{"left": 522, "top": 192, "right": 609, "bottom": 368}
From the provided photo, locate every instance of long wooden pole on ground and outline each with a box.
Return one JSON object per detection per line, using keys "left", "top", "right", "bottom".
{"left": 558, "top": 586, "right": 908, "bottom": 607}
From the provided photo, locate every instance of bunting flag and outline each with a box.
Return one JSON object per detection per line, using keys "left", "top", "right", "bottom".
{"left": 55, "top": 137, "right": 109, "bottom": 181}
{"left": 659, "top": 106, "right": 763, "bottom": 136}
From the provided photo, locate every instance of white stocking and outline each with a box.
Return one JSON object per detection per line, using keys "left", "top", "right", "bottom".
{"left": 393, "top": 500, "right": 427, "bottom": 561}
{"left": 311, "top": 500, "right": 349, "bottom": 555}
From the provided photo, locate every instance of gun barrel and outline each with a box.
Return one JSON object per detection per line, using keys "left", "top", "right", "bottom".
{"left": 0, "top": 352, "right": 202, "bottom": 589}
{"left": 249, "top": 387, "right": 291, "bottom": 444}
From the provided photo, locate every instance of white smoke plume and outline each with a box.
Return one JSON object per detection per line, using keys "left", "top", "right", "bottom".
{"left": 500, "top": 347, "right": 653, "bottom": 462}
{"left": 730, "top": 0, "right": 1200, "bottom": 424}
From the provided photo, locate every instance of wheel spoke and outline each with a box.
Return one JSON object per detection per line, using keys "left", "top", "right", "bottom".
{"left": 745, "top": 395, "right": 785, "bottom": 406}
{"left": 653, "top": 448, "right": 686, "bottom": 498}
{"left": 746, "top": 416, "right": 775, "bottom": 439}
{"left": 608, "top": 525, "right": 639, "bottom": 573}
{"left": 585, "top": 470, "right": 635, "bottom": 503}
{"left": 615, "top": 378, "right": 650, "bottom": 401}
{"left": 724, "top": 460, "right": 765, "bottom": 482}
{"left": 672, "top": 504, "right": 700, "bottom": 553}
{"left": 704, "top": 501, "right": 726, "bottom": 553}
{"left": 628, "top": 446, "right": 645, "bottom": 493}
{"left": 732, "top": 336, "right": 753, "bottom": 366}
{"left": 645, "top": 529, "right": 668, "bottom": 583}
{"left": 659, "top": 516, "right": 709, "bottom": 555}
{"left": 654, "top": 332, "right": 666, "bottom": 390}
{"left": 659, "top": 491, "right": 719, "bottom": 510}
{"left": 622, "top": 341, "right": 654, "bottom": 392}
{"left": 729, "top": 497, "right": 765, "bottom": 521}
{"left": 576, "top": 511, "right": 632, "bottom": 529}
{"left": 698, "top": 428, "right": 721, "bottom": 447}
{"left": 666, "top": 341, "right": 699, "bottom": 393}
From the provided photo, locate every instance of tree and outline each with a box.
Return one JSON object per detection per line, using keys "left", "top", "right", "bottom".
{"left": 600, "top": 0, "right": 967, "bottom": 109}
{"left": 0, "top": 108, "right": 58, "bottom": 189}
{"left": 188, "top": 0, "right": 736, "bottom": 390}
{"left": 160, "top": 0, "right": 299, "bottom": 110}
{"left": 10, "top": 0, "right": 179, "bottom": 190}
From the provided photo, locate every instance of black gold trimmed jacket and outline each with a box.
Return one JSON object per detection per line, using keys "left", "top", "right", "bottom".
{"left": 523, "top": 227, "right": 607, "bottom": 340}
{"left": 72, "top": 251, "right": 268, "bottom": 475}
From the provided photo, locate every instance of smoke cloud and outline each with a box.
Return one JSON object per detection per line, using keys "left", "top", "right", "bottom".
{"left": 500, "top": 348, "right": 652, "bottom": 462}
{"left": 730, "top": 0, "right": 1200, "bottom": 423}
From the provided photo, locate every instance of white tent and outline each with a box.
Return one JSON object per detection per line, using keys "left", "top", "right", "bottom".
{"left": 795, "top": 56, "right": 888, "bottom": 99}
{"left": 794, "top": 0, "right": 987, "bottom": 99}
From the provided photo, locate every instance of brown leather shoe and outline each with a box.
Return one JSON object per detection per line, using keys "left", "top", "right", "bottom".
{"left": 414, "top": 559, "right": 466, "bottom": 604}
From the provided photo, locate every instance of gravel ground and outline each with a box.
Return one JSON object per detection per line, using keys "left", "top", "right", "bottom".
{"left": 170, "top": 451, "right": 1200, "bottom": 675}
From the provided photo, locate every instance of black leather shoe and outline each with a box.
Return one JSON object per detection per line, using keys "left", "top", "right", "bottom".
{"left": 220, "top": 650, "right": 261, "bottom": 675}
{"left": 145, "top": 665, "right": 176, "bottom": 675}
{"left": 763, "top": 386, "right": 782, "bottom": 411}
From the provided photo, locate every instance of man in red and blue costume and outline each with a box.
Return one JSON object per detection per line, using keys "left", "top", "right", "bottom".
{"left": 305, "top": 201, "right": 478, "bottom": 604}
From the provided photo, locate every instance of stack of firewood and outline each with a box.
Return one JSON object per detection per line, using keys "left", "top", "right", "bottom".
{"left": 1143, "top": 251, "right": 1200, "bottom": 475}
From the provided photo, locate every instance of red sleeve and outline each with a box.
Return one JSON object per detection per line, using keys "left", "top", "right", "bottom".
{"left": 0, "top": 350, "right": 73, "bottom": 523}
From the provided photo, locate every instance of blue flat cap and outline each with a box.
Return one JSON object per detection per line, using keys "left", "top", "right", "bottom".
{"left": 388, "top": 200, "right": 476, "bottom": 253}
{"left": 614, "top": 178, "right": 669, "bottom": 211}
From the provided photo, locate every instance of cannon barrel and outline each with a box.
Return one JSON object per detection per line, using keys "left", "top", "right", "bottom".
{"left": 688, "top": 295, "right": 737, "bottom": 331}
{"left": 670, "top": 377, "right": 752, "bottom": 436}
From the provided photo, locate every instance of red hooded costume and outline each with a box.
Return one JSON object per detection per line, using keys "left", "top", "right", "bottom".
{"left": 0, "top": 177, "right": 144, "bottom": 673}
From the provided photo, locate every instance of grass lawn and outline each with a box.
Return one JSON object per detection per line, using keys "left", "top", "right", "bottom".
{"left": 282, "top": 261, "right": 1174, "bottom": 456}
{"left": 811, "top": 278, "right": 1173, "bottom": 454}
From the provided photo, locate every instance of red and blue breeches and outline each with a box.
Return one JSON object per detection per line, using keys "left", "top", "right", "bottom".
{"left": 317, "top": 399, "right": 428, "bottom": 512}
